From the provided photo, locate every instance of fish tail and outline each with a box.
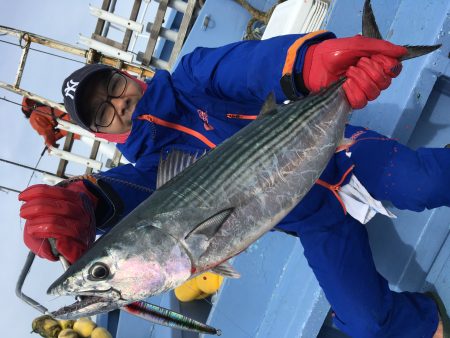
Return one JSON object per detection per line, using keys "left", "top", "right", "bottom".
{"left": 399, "top": 45, "right": 442, "bottom": 61}
{"left": 362, "top": 0, "right": 441, "bottom": 60}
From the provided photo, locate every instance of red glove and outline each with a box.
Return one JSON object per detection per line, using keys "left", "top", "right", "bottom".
{"left": 303, "top": 35, "right": 408, "bottom": 109}
{"left": 19, "top": 181, "right": 98, "bottom": 264}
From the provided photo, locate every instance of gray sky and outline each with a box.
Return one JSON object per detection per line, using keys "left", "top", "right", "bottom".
{"left": 0, "top": 1, "right": 139, "bottom": 335}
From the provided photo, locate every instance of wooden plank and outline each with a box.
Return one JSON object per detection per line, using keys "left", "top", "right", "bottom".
{"left": 56, "top": 132, "right": 75, "bottom": 178}
{"left": 91, "top": 34, "right": 124, "bottom": 50}
{"left": 85, "top": 140, "right": 101, "bottom": 175}
{"left": 98, "top": 57, "right": 155, "bottom": 78}
{"left": 141, "top": 0, "right": 170, "bottom": 66}
{"left": 93, "top": 0, "right": 112, "bottom": 36}
{"left": 122, "top": 0, "right": 142, "bottom": 50}
{"left": 168, "top": 0, "right": 197, "bottom": 69}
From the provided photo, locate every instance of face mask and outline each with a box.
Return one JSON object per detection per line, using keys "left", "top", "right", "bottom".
{"left": 121, "top": 71, "right": 148, "bottom": 94}
{"left": 94, "top": 130, "right": 131, "bottom": 144}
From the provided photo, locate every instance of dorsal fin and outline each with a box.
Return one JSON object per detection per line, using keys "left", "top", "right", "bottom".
{"left": 257, "top": 92, "right": 278, "bottom": 119}
{"left": 185, "top": 209, "right": 234, "bottom": 240}
{"left": 157, "top": 150, "right": 204, "bottom": 188}
{"left": 362, "top": 0, "right": 382, "bottom": 39}
{"left": 211, "top": 261, "right": 241, "bottom": 279}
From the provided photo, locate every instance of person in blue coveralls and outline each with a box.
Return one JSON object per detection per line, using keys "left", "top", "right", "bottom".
{"left": 19, "top": 31, "right": 449, "bottom": 338}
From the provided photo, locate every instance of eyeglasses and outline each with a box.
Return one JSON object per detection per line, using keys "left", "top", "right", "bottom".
{"left": 93, "top": 71, "right": 128, "bottom": 131}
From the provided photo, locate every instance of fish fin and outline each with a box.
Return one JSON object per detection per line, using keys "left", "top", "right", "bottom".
{"left": 400, "top": 45, "right": 442, "bottom": 61}
{"left": 362, "top": 0, "right": 441, "bottom": 61}
{"left": 157, "top": 149, "right": 204, "bottom": 188}
{"left": 362, "top": 0, "right": 383, "bottom": 39}
{"left": 341, "top": 137, "right": 353, "bottom": 145}
{"left": 257, "top": 92, "right": 278, "bottom": 119}
{"left": 211, "top": 261, "right": 241, "bottom": 279}
{"left": 185, "top": 208, "right": 234, "bottom": 240}
{"left": 335, "top": 137, "right": 354, "bottom": 153}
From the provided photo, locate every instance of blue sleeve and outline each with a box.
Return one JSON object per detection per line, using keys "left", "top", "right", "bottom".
{"left": 346, "top": 125, "right": 450, "bottom": 212}
{"left": 172, "top": 32, "right": 335, "bottom": 105}
{"left": 91, "top": 152, "right": 160, "bottom": 232}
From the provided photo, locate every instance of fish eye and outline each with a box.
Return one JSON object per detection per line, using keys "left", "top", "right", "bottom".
{"left": 88, "top": 262, "right": 110, "bottom": 280}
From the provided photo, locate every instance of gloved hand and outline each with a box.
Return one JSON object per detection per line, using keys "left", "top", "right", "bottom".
{"left": 19, "top": 181, "right": 98, "bottom": 264}
{"left": 303, "top": 35, "right": 408, "bottom": 109}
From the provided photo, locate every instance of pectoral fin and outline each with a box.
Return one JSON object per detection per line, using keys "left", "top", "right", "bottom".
{"left": 257, "top": 92, "right": 278, "bottom": 119}
{"left": 335, "top": 137, "right": 354, "bottom": 153}
{"left": 211, "top": 261, "right": 241, "bottom": 279}
{"left": 185, "top": 208, "right": 234, "bottom": 240}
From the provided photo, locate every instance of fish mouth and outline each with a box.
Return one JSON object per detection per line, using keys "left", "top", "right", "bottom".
{"left": 50, "top": 288, "right": 130, "bottom": 319}
{"left": 48, "top": 283, "right": 122, "bottom": 299}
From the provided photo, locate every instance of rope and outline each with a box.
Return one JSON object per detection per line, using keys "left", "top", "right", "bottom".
{"left": 15, "top": 147, "right": 47, "bottom": 230}
{"left": 0, "top": 38, "right": 85, "bottom": 64}
{"left": 25, "top": 149, "right": 46, "bottom": 189}
{"left": 0, "top": 185, "right": 21, "bottom": 194}
{"left": 1, "top": 96, "right": 59, "bottom": 119}
{"left": 64, "top": 173, "right": 155, "bottom": 194}
{"left": 234, "top": 0, "right": 286, "bottom": 40}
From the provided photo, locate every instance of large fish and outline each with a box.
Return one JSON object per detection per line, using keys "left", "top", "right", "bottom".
{"left": 47, "top": 0, "right": 440, "bottom": 320}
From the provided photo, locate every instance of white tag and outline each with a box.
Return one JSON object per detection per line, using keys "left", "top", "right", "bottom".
{"left": 338, "top": 175, "right": 396, "bottom": 224}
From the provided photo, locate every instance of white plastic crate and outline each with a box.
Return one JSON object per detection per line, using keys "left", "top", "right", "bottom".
{"left": 262, "top": 0, "right": 329, "bottom": 39}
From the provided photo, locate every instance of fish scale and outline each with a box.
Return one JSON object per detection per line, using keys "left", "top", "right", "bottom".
{"left": 159, "top": 83, "right": 347, "bottom": 210}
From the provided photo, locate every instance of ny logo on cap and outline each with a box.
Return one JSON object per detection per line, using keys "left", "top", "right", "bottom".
{"left": 64, "top": 79, "right": 79, "bottom": 100}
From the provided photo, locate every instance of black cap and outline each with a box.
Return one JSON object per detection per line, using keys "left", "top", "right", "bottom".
{"left": 61, "top": 64, "right": 112, "bottom": 130}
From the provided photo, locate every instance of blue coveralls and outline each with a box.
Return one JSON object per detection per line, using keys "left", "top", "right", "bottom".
{"left": 90, "top": 33, "right": 449, "bottom": 337}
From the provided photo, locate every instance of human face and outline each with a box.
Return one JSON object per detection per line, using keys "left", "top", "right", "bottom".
{"left": 88, "top": 71, "right": 143, "bottom": 134}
